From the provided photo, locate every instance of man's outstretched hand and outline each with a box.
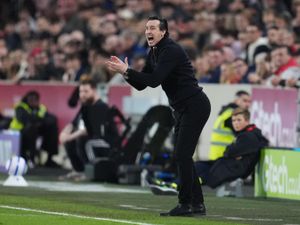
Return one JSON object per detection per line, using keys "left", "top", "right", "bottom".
{"left": 106, "top": 56, "right": 128, "bottom": 75}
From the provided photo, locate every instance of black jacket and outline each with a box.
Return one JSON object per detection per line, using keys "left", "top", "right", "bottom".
{"left": 223, "top": 124, "right": 269, "bottom": 158}
{"left": 74, "top": 99, "right": 119, "bottom": 145}
{"left": 206, "top": 124, "right": 269, "bottom": 188}
{"left": 125, "top": 37, "right": 202, "bottom": 109}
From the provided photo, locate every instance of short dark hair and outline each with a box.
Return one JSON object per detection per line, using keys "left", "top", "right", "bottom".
{"left": 271, "top": 44, "right": 292, "bottom": 55}
{"left": 232, "top": 108, "right": 250, "bottom": 121}
{"left": 23, "top": 90, "right": 40, "bottom": 102}
{"left": 24, "top": 90, "right": 40, "bottom": 99}
{"left": 148, "top": 16, "right": 169, "bottom": 38}
{"left": 235, "top": 90, "right": 249, "bottom": 97}
{"left": 79, "top": 75, "right": 97, "bottom": 89}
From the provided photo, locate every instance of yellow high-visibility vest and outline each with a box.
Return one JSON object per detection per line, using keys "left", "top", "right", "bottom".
{"left": 9, "top": 102, "right": 47, "bottom": 130}
{"left": 208, "top": 108, "right": 235, "bottom": 160}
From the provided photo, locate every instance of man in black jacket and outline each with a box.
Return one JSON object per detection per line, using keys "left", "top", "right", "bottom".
{"left": 106, "top": 16, "right": 211, "bottom": 216}
{"left": 206, "top": 108, "right": 269, "bottom": 188}
{"left": 59, "top": 76, "right": 119, "bottom": 181}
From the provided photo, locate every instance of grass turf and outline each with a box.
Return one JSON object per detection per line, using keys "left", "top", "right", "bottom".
{"left": 0, "top": 179, "right": 299, "bottom": 225}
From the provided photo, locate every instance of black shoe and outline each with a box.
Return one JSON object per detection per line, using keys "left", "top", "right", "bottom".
{"left": 160, "top": 204, "right": 192, "bottom": 216}
{"left": 192, "top": 203, "right": 206, "bottom": 216}
{"left": 44, "top": 160, "right": 60, "bottom": 168}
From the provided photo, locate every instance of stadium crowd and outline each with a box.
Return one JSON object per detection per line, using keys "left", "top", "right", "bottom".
{"left": 0, "top": 0, "right": 300, "bottom": 88}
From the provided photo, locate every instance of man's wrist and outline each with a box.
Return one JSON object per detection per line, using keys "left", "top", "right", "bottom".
{"left": 123, "top": 68, "right": 130, "bottom": 79}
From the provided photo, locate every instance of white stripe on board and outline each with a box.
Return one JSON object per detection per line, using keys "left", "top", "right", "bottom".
{"left": 0, "top": 205, "right": 158, "bottom": 225}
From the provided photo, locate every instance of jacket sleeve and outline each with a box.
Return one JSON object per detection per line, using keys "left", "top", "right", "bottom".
{"left": 15, "top": 107, "right": 28, "bottom": 125}
{"left": 125, "top": 46, "right": 179, "bottom": 88}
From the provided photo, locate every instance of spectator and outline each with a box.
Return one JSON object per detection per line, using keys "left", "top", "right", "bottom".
{"left": 208, "top": 90, "right": 251, "bottom": 161}
{"left": 266, "top": 25, "right": 280, "bottom": 47}
{"left": 219, "top": 62, "right": 235, "bottom": 84}
{"left": 194, "top": 55, "right": 210, "bottom": 82}
{"left": 269, "top": 45, "right": 300, "bottom": 87}
{"left": 201, "top": 45, "right": 224, "bottom": 83}
{"left": 62, "top": 54, "right": 87, "bottom": 82}
{"left": 9, "top": 90, "right": 59, "bottom": 167}
{"left": 247, "top": 54, "right": 272, "bottom": 84}
{"left": 59, "top": 76, "right": 119, "bottom": 181}
{"left": 204, "top": 108, "right": 269, "bottom": 189}
{"left": 151, "top": 108, "right": 268, "bottom": 197}
{"left": 245, "top": 23, "right": 270, "bottom": 67}
{"left": 232, "top": 58, "right": 255, "bottom": 83}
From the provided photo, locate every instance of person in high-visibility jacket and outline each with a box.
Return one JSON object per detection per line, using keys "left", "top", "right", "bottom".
{"left": 9, "top": 90, "right": 59, "bottom": 167}
{"left": 209, "top": 90, "right": 251, "bottom": 161}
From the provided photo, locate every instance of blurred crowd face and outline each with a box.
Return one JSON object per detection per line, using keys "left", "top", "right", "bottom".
{"left": 236, "top": 94, "right": 251, "bottom": 110}
{"left": 232, "top": 113, "right": 249, "bottom": 132}
{"left": 246, "top": 25, "right": 261, "bottom": 43}
{"left": 194, "top": 57, "right": 209, "bottom": 76}
{"left": 271, "top": 47, "right": 291, "bottom": 68}
{"left": 267, "top": 27, "right": 279, "bottom": 45}
{"left": 0, "top": 39, "right": 8, "bottom": 57}
{"left": 102, "top": 35, "right": 120, "bottom": 55}
{"left": 234, "top": 59, "right": 248, "bottom": 76}
{"left": 206, "top": 49, "right": 223, "bottom": 69}
{"left": 145, "top": 19, "right": 166, "bottom": 47}
{"left": 79, "top": 84, "right": 96, "bottom": 105}
{"left": 56, "top": 0, "right": 78, "bottom": 19}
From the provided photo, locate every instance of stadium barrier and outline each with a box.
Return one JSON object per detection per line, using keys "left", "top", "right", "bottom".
{"left": 255, "top": 148, "right": 300, "bottom": 200}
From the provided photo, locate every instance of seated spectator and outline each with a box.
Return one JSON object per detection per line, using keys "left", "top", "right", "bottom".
{"left": 150, "top": 108, "right": 268, "bottom": 196}
{"left": 268, "top": 45, "right": 300, "bottom": 87}
{"left": 200, "top": 46, "right": 224, "bottom": 83}
{"left": 247, "top": 55, "right": 272, "bottom": 85}
{"left": 203, "top": 108, "right": 269, "bottom": 188}
{"left": 59, "top": 76, "right": 119, "bottom": 181}
{"left": 208, "top": 90, "right": 251, "bottom": 161}
{"left": 232, "top": 58, "right": 255, "bottom": 83}
{"left": 245, "top": 22, "right": 270, "bottom": 67}
{"left": 9, "top": 90, "right": 59, "bottom": 167}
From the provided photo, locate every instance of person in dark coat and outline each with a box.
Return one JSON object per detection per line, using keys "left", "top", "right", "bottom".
{"left": 9, "top": 90, "right": 59, "bottom": 167}
{"left": 205, "top": 107, "right": 269, "bottom": 188}
{"left": 106, "top": 16, "right": 211, "bottom": 217}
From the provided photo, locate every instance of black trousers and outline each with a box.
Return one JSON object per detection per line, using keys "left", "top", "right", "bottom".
{"left": 64, "top": 135, "right": 89, "bottom": 172}
{"left": 21, "top": 113, "right": 58, "bottom": 162}
{"left": 206, "top": 154, "right": 258, "bottom": 188}
{"left": 173, "top": 91, "right": 211, "bottom": 205}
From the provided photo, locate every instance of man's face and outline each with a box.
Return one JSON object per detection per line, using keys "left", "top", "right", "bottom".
{"left": 27, "top": 96, "right": 39, "bottom": 108}
{"left": 246, "top": 25, "right": 260, "bottom": 43}
{"left": 79, "top": 84, "right": 96, "bottom": 105}
{"left": 236, "top": 94, "right": 251, "bottom": 109}
{"left": 234, "top": 59, "right": 248, "bottom": 76}
{"left": 267, "top": 28, "right": 279, "bottom": 45}
{"left": 271, "top": 47, "right": 290, "bottom": 67}
{"left": 145, "top": 19, "right": 165, "bottom": 47}
{"left": 232, "top": 114, "right": 249, "bottom": 132}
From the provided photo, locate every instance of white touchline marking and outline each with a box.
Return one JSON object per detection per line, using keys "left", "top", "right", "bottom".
{"left": 0, "top": 205, "right": 158, "bottom": 225}
{"left": 224, "top": 216, "right": 283, "bottom": 222}
{"left": 119, "top": 205, "right": 162, "bottom": 212}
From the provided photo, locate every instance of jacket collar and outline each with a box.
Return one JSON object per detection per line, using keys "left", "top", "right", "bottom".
{"left": 152, "top": 36, "right": 170, "bottom": 50}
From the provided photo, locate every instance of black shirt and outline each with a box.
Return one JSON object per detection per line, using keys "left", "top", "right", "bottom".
{"left": 125, "top": 37, "right": 202, "bottom": 110}
{"left": 73, "top": 99, "right": 119, "bottom": 144}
